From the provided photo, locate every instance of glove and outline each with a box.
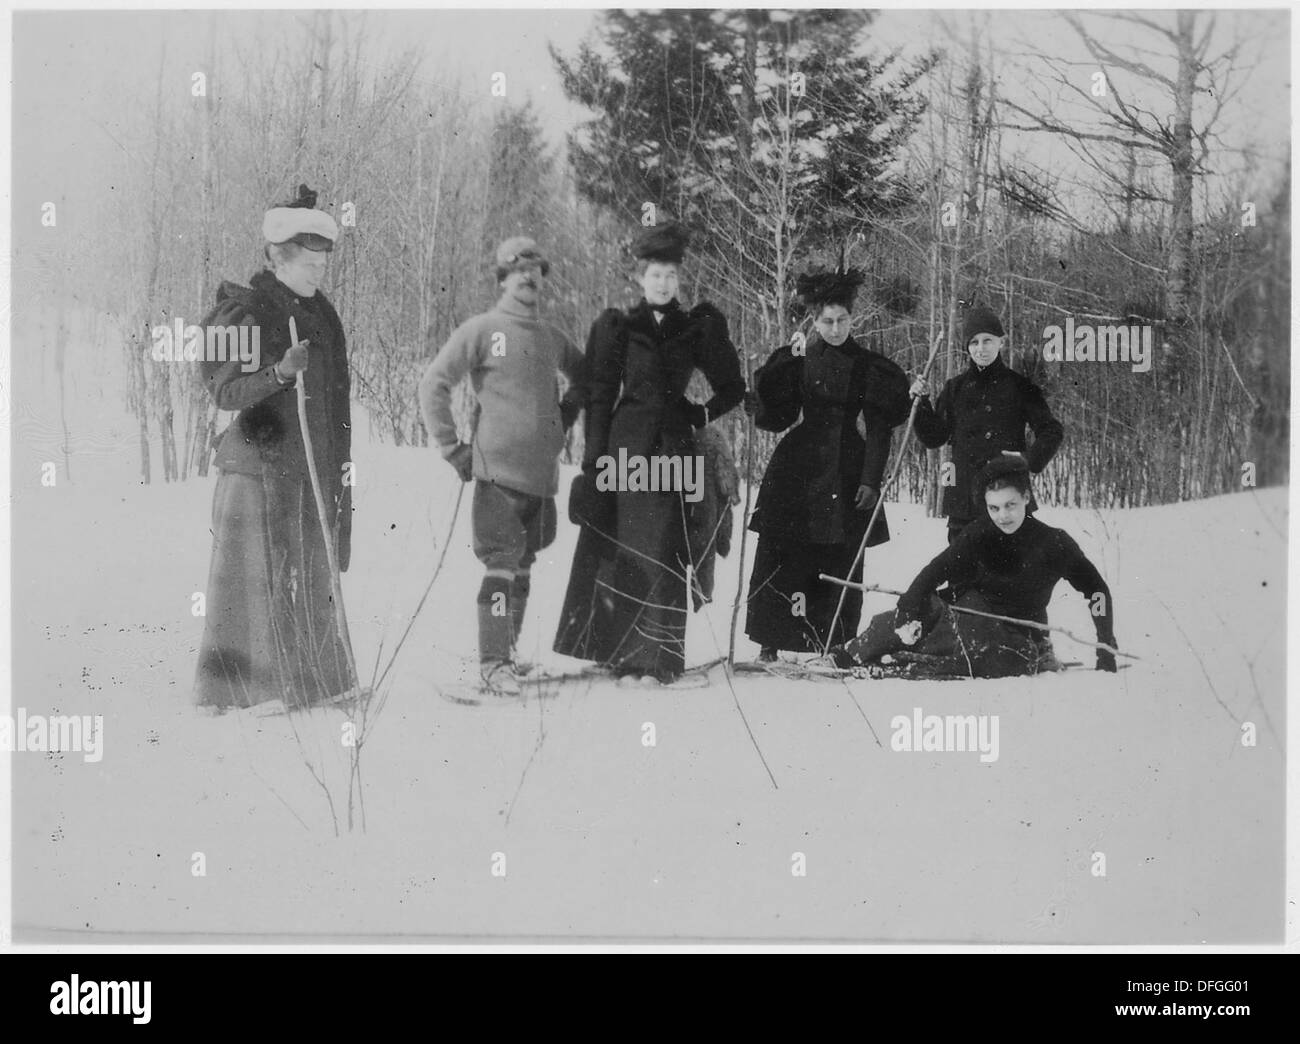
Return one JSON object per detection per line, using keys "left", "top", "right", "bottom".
{"left": 569, "top": 467, "right": 615, "bottom": 533}
{"left": 560, "top": 397, "right": 581, "bottom": 432}
{"left": 895, "top": 620, "right": 923, "bottom": 646}
{"left": 854, "top": 485, "right": 879, "bottom": 511}
{"left": 680, "top": 401, "right": 708, "bottom": 429}
{"left": 1096, "top": 647, "right": 1118, "bottom": 673}
{"left": 742, "top": 390, "right": 759, "bottom": 417}
{"left": 908, "top": 377, "right": 927, "bottom": 399}
{"left": 445, "top": 443, "right": 474, "bottom": 483}
{"left": 275, "top": 341, "right": 310, "bottom": 381}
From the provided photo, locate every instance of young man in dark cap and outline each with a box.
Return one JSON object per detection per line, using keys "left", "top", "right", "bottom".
{"left": 825, "top": 456, "right": 1119, "bottom": 677}
{"left": 912, "top": 304, "right": 1064, "bottom": 543}
{"left": 419, "top": 236, "right": 587, "bottom": 695}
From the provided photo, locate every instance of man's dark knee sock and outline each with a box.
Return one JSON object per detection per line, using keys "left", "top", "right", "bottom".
{"left": 509, "top": 572, "right": 531, "bottom": 654}
{"left": 477, "top": 573, "right": 513, "bottom": 664}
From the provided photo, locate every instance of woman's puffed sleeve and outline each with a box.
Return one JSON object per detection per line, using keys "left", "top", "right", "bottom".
{"left": 689, "top": 302, "right": 745, "bottom": 423}
{"left": 201, "top": 296, "right": 288, "bottom": 412}
{"left": 752, "top": 345, "right": 802, "bottom": 433}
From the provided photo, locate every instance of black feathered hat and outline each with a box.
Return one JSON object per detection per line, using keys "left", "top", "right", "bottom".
{"left": 287, "top": 184, "right": 318, "bottom": 209}
{"left": 632, "top": 223, "right": 690, "bottom": 264}
{"left": 795, "top": 267, "right": 866, "bottom": 312}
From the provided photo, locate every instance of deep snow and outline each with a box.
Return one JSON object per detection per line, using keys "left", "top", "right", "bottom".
{"left": 6, "top": 313, "right": 1287, "bottom": 943}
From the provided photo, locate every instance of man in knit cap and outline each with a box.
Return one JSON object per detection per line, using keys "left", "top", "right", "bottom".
{"left": 419, "top": 236, "right": 586, "bottom": 695}
{"left": 911, "top": 303, "right": 1064, "bottom": 543}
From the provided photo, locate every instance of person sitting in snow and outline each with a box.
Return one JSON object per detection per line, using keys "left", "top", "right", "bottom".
{"left": 824, "top": 456, "right": 1119, "bottom": 677}
{"left": 419, "top": 236, "right": 587, "bottom": 695}
{"left": 911, "top": 304, "right": 1064, "bottom": 543}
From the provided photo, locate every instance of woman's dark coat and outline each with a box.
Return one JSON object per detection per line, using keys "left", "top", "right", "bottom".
{"left": 554, "top": 299, "right": 745, "bottom": 678}
{"left": 744, "top": 334, "right": 911, "bottom": 652}
{"left": 193, "top": 269, "right": 353, "bottom": 709}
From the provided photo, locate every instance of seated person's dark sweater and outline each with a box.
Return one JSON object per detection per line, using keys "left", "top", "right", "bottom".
{"left": 900, "top": 516, "right": 1113, "bottom": 639}
{"left": 836, "top": 515, "right": 1116, "bottom": 676}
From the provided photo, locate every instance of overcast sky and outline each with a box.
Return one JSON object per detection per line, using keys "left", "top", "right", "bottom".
{"left": 11, "top": 8, "right": 1290, "bottom": 234}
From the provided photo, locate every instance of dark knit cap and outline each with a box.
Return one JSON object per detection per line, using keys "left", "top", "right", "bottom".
{"left": 962, "top": 304, "right": 1005, "bottom": 345}
{"left": 633, "top": 223, "right": 690, "bottom": 264}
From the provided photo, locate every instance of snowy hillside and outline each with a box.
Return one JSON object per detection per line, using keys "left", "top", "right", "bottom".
{"left": 9, "top": 388, "right": 1286, "bottom": 943}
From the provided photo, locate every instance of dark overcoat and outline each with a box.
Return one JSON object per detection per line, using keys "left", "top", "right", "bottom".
{"left": 193, "top": 269, "right": 353, "bottom": 709}
{"left": 913, "top": 355, "right": 1063, "bottom": 527}
{"left": 749, "top": 335, "right": 911, "bottom": 547}
{"left": 554, "top": 299, "right": 745, "bottom": 678}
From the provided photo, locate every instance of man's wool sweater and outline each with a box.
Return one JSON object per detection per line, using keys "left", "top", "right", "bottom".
{"left": 419, "top": 294, "right": 586, "bottom": 498}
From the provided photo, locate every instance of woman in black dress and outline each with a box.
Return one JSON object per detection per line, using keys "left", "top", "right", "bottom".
{"left": 554, "top": 223, "right": 745, "bottom": 684}
{"left": 744, "top": 268, "right": 911, "bottom": 659}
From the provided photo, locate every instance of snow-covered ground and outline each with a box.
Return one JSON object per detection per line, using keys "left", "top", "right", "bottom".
{"left": 7, "top": 314, "right": 1287, "bottom": 942}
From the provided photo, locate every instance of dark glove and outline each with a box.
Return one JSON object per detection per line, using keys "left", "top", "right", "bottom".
{"left": 854, "top": 485, "right": 879, "bottom": 511}
{"left": 742, "top": 390, "right": 759, "bottom": 417}
{"left": 275, "top": 341, "right": 310, "bottom": 380}
{"left": 445, "top": 443, "right": 474, "bottom": 483}
{"left": 569, "top": 468, "right": 615, "bottom": 533}
{"left": 1096, "top": 647, "right": 1118, "bottom": 673}
{"left": 560, "top": 398, "right": 581, "bottom": 432}
{"left": 679, "top": 401, "right": 708, "bottom": 429}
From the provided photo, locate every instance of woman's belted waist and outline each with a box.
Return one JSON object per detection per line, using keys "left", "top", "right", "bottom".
{"left": 796, "top": 405, "right": 850, "bottom": 429}
{"left": 618, "top": 392, "right": 690, "bottom": 414}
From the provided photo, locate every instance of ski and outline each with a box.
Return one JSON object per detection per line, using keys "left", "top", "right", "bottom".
{"left": 438, "top": 656, "right": 727, "bottom": 705}
{"left": 731, "top": 657, "right": 1129, "bottom": 682}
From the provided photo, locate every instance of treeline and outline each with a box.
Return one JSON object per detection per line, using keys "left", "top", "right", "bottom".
{"left": 37, "top": 9, "right": 1289, "bottom": 510}
{"left": 59, "top": 13, "right": 631, "bottom": 480}
{"left": 554, "top": 9, "right": 1289, "bottom": 509}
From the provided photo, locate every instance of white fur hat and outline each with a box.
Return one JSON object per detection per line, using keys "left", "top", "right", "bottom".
{"left": 262, "top": 185, "right": 338, "bottom": 251}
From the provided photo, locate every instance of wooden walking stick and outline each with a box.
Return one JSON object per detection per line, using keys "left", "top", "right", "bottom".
{"left": 823, "top": 331, "right": 946, "bottom": 655}
{"left": 818, "top": 575, "right": 1137, "bottom": 659}
{"left": 726, "top": 315, "right": 762, "bottom": 666}
{"left": 290, "top": 316, "right": 362, "bottom": 699}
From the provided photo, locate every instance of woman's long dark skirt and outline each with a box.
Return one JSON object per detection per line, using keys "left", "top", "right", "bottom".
{"left": 744, "top": 537, "right": 864, "bottom": 653}
{"left": 555, "top": 487, "right": 690, "bottom": 680}
{"left": 193, "top": 470, "right": 351, "bottom": 709}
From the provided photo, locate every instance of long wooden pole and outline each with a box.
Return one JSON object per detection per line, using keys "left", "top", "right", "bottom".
{"left": 290, "top": 316, "right": 362, "bottom": 699}
{"left": 818, "top": 574, "right": 1136, "bottom": 660}
{"left": 726, "top": 303, "right": 762, "bottom": 665}
{"left": 823, "top": 331, "right": 945, "bottom": 654}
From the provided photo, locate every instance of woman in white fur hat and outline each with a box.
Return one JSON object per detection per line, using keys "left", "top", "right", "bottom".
{"left": 192, "top": 185, "right": 355, "bottom": 713}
